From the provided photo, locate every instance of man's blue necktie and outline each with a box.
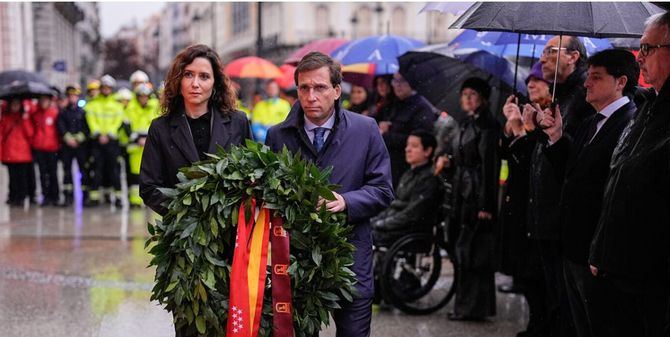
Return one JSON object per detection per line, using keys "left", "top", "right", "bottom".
{"left": 313, "top": 127, "right": 326, "bottom": 152}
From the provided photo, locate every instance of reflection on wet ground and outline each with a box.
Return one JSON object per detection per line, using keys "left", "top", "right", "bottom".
{"left": 0, "top": 172, "right": 527, "bottom": 336}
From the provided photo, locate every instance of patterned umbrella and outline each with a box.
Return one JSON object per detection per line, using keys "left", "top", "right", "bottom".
{"left": 331, "top": 35, "right": 425, "bottom": 75}
{"left": 224, "top": 56, "right": 282, "bottom": 79}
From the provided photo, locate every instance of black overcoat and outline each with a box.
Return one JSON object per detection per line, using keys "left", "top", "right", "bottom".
{"left": 139, "top": 109, "right": 251, "bottom": 215}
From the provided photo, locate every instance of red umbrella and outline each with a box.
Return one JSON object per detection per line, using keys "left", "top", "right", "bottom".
{"left": 284, "top": 38, "right": 349, "bottom": 65}
{"left": 276, "top": 64, "right": 296, "bottom": 89}
{"left": 224, "top": 56, "right": 282, "bottom": 79}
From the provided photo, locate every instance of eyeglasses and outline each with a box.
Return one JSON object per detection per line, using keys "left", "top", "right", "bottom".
{"left": 298, "top": 84, "right": 332, "bottom": 95}
{"left": 391, "top": 77, "right": 407, "bottom": 85}
{"left": 639, "top": 43, "right": 670, "bottom": 57}
{"left": 541, "top": 46, "right": 571, "bottom": 57}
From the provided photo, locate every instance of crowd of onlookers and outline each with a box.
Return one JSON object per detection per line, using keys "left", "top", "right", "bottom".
{"left": 369, "top": 11, "right": 670, "bottom": 337}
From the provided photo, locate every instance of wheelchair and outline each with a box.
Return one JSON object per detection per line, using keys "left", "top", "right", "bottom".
{"left": 373, "top": 177, "right": 457, "bottom": 315}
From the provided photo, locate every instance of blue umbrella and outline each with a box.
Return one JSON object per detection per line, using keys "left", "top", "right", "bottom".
{"left": 449, "top": 29, "right": 612, "bottom": 58}
{"left": 331, "top": 35, "right": 425, "bottom": 75}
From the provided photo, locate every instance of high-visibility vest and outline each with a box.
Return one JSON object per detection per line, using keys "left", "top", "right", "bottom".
{"left": 85, "top": 94, "right": 125, "bottom": 138}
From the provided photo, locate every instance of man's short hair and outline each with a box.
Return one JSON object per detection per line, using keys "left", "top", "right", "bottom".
{"left": 565, "top": 36, "right": 588, "bottom": 69}
{"left": 409, "top": 129, "right": 437, "bottom": 158}
{"left": 295, "top": 52, "right": 342, "bottom": 88}
{"left": 587, "top": 49, "right": 640, "bottom": 96}
{"left": 645, "top": 12, "right": 670, "bottom": 40}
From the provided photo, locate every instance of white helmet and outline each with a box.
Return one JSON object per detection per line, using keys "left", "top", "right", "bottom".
{"left": 130, "top": 70, "right": 149, "bottom": 84}
{"left": 134, "top": 83, "right": 153, "bottom": 96}
{"left": 100, "top": 74, "right": 117, "bottom": 88}
{"left": 115, "top": 88, "right": 132, "bottom": 101}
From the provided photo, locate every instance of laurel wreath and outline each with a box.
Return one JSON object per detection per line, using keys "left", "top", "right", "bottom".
{"left": 146, "top": 140, "right": 358, "bottom": 337}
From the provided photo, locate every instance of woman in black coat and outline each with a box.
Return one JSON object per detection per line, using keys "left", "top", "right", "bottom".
{"left": 139, "top": 44, "right": 252, "bottom": 216}
{"left": 448, "top": 78, "right": 501, "bottom": 321}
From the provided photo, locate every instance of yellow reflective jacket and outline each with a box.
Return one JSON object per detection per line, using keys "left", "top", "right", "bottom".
{"left": 84, "top": 94, "right": 125, "bottom": 138}
{"left": 251, "top": 98, "right": 291, "bottom": 127}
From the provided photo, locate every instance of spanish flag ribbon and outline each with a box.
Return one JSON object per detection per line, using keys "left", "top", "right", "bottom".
{"left": 227, "top": 199, "right": 293, "bottom": 337}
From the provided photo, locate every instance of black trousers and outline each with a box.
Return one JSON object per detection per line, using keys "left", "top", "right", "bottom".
{"left": 515, "top": 240, "right": 549, "bottom": 336}
{"left": 5, "top": 162, "right": 33, "bottom": 203}
{"left": 563, "top": 259, "right": 596, "bottom": 337}
{"left": 90, "top": 141, "right": 121, "bottom": 191}
{"left": 60, "top": 145, "right": 90, "bottom": 193}
{"left": 34, "top": 150, "right": 59, "bottom": 201}
{"left": 535, "top": 239, "right": 575, "bottom": 337}
{"left": 589, "top": 273, "right": 669, "bottom": 337}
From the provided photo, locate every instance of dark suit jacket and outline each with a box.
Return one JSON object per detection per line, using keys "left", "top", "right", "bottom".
{"left": 139, "top": 109, "right": 251, "bottom": 215}
{"left": 265, "top": 102, "right": 394, "bottom": 298}
{"left": 543, "top": 100, "right": 636, "bottom": 265}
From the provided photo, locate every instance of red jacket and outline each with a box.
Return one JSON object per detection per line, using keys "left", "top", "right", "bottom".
{"left": 31, "top": 104, "right": 60, "bottom": 152}
{"left": 0, "top": 110, "right": 34, "bottom": 163}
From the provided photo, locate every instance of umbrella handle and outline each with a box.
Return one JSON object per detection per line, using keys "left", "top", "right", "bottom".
{"left": 552, "top": 33, "right": 563, "bottom": 103}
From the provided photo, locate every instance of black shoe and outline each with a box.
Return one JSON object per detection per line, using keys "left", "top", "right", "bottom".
{"left": 62, "top": 196, "right": 73, "bottom": 207}
{"left": 84, "top": 199, "right": 99, "bottom": 207}
{"left": 498, "top": 283, "right": 524, "bottom": 294}
{"left": 447, "top": 312, "right": 486, "bottom": 322}
{"left": 114, "top": 199, "right": 123, "bottom": 208}
{"left": 8, "top": 199, "right": 24, "bottom": 207}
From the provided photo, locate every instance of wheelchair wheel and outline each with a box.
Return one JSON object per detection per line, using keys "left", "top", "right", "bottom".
{"left": 380, "top": 233, "right": 456, "bottom": 315}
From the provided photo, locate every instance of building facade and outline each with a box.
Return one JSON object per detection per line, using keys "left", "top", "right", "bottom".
{"left": 0, "top": 2, "right": 35, "bottom": 72}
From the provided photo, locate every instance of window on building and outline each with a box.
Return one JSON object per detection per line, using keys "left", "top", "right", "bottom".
{"left": 233, "top": 2, "right": 250, "bottom": 35}
{"left": 390, "top": 7, "right": 406, "bottom": 36}
{"left": 315, "top": 5, "right": 329, "bottom": 37}
{"left": 356, "top": 6, "right": 373, "bottom": 37}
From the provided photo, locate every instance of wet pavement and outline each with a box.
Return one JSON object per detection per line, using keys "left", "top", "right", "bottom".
{"left": 0, "top": 167, "right": 527, "bottom": 337}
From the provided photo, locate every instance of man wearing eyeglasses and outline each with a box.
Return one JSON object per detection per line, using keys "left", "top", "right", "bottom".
{"left": 265, "top": 51, "right": 394, "bottom": 337}
{"left": 588, "top": 12, "right": 670, "bottom": 337}
{"left": 526, "top": 35, "right": 594, "bottom": 337}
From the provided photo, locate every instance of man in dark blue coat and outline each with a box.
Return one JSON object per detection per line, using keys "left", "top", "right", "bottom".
{"left": 265, "top": 51, "right": 394, "bottom": 337}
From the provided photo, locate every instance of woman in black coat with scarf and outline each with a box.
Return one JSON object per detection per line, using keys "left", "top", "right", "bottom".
{"left": 140, "top": 44, "right": 252, "bottom": 335}
{"left": 448, "top": 78, "right": 501, "bottom": 321}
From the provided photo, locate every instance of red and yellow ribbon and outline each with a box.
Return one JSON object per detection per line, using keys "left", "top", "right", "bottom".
{"left": 227, "top": 199, "right": 293, "bottom": 337}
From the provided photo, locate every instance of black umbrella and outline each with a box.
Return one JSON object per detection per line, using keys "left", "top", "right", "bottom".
{"left": 398, "top": 50, "right": 516, "bottom": 122}
{"left": 0, "top": 70, "right": 48, "bottom": 87}
{"left": 449, "top": 2, "right": 664, "bottom": 38}
{"left": 448, "top": 2, "right": 664, "bottom": 100}
{"left": 0, "top": 80, "right": 55, "bottom": 100}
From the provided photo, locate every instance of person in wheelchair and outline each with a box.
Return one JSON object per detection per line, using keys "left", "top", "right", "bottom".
{"left": 372, "top": 130, "right": 443, "bottom": 247}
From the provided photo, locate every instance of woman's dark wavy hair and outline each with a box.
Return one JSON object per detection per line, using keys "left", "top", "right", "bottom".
{"left": 160, "top": 44, "right": 237, "bottom": 116}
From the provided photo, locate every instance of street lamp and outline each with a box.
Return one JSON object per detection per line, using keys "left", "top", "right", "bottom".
{"left": 374, "top": 3, "right": 384, "bottom": 35}
{"left": 350, "top": 14, "right": 358, "bottom": 39}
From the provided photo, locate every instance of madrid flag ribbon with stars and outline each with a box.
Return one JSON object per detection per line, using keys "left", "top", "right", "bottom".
{"left": 227, "top": 198, "right": 294, "bottom": 337}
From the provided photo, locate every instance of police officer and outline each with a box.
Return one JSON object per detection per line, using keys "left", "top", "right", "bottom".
{"left": 57, "top": 85, "right": 90, "bottom": 206}
{"left": 123, "top": 83, "right": 159, "bottom": 207}
{"left": 84, "top": 75, "right": 125, "bottom": 207}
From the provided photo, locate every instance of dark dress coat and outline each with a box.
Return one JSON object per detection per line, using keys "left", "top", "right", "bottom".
{"left": 498, "top": 133, "right": 537, "bottom": 277}
{"left": 527, "top": 68, "right": 595, "bottom": 240}
{"left": 590, "top": 78, "right": 670, "bottom": 286}
{"left": 543, "top": 100, "right": 636, "bottom": 266}
{"left": 380, "top": 93, "right": 438, "bottom": 187}
{"left": 451, "top": 108, "right": 500, "bottom": 318}
{"left": 265, "top": 101, "right": 394, "bottom": 299}
{"left": 139, "top": 109, "right": 252, "bottom": 215}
